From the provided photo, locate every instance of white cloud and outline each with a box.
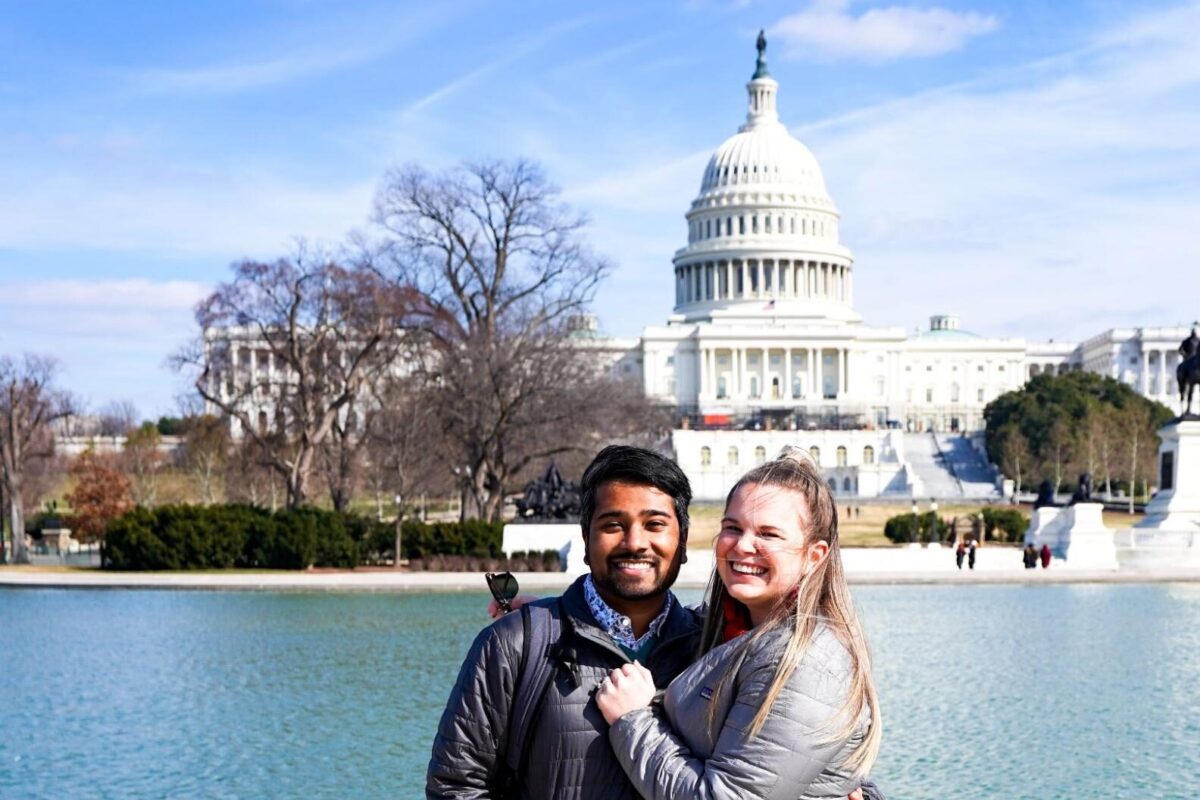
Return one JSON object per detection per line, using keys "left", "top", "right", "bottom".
{"left": 125, "top": 4, "right": 461, "bottom": 95}
{"left": 793, "top": 3, "right": 1200, "bottom": 340}
{"left": 770, "top": 0, "right": 999, "bottom": 63}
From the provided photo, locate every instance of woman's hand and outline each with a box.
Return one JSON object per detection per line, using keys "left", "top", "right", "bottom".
{"left": 595, "top": 662, "right": 656, "bottom": 725}
{"left": 487, "top": 594, "right": 539, "bottom": 619}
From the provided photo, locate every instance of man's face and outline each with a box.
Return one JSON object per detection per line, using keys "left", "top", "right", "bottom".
{"left": 585, "top": 480, "right": 685, "bottom": 608}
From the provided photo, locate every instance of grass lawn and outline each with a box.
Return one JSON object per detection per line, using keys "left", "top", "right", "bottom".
{"left": 688, "top": 501, "right": 1040, "bottom": 549}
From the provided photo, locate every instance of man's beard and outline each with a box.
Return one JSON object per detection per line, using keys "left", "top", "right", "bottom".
{"left": 593, "top": 548, "right": 685, "bottom": 602}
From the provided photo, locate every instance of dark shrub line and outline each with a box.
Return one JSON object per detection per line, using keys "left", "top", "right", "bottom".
{"left": 102, "top": 505, "right": 557, "bottom": 571}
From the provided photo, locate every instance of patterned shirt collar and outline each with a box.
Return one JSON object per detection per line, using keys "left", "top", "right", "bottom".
{"left": 583, "top": 574, "right": 674, "bottom": 652}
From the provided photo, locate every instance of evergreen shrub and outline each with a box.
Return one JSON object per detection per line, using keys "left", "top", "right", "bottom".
{"left": 980, "top": 507, "right": 1029, "bottom": 543}
{"left": 103, "top": 505, "right": 508, "bottom": 571}
{"left": 883, "top": 511, "right": 949, "bottom": 545}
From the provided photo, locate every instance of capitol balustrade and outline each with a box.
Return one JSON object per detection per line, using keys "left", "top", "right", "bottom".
{"left": 677, "top": 407, "right": 878, "bottom": 432}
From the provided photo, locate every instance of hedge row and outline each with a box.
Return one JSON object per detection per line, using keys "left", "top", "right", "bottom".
{"left": 882, "top": 511, "right": 950, "bottom": 545}
{"left": 979, "top": 507, "right": 1029, "bottom": 543}
{"left": 102, "top": 505, "right": 508, "bottom": 571}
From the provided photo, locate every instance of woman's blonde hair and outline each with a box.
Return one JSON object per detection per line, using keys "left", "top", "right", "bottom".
{"left": 698, "top": 445, "right": 881, "bottom": 775}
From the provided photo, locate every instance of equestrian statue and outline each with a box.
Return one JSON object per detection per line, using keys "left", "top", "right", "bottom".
{"left": 1179, "top": 325, "right": 1200, "bottom": 419}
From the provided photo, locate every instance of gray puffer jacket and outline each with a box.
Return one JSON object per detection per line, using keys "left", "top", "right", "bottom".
{"left": 426, "top": 575, "right": 703, "bottom": 799}
{"left": 609, "top": 621, "right": 872, "bottom": 800}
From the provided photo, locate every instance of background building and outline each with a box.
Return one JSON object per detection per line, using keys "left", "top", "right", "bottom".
{"left": 593, "top": 39, "right": 1191, "bottom": 500}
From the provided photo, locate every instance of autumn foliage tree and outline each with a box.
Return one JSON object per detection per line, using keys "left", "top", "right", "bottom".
{"left": 68, "top": 451, "right": 134, "bottom": 544}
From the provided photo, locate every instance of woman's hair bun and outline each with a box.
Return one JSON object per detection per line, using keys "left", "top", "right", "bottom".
{"left": 777, "top": 444, "right": 818, "bottom": 468}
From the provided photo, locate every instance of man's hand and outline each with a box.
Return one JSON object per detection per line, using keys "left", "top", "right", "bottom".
{"left": 595, "top": 662, "right": 656, "bottom": 725}
{"left": 487, "top": 594, "right": 540, "bottom": 619}
{"left": 848, "top": 789, "right": 863, "bottom": 800}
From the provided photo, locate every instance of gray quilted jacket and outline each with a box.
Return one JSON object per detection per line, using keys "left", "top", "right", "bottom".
{"left": 609, "top": 620, "right": 872, "bottom": 800}
{"left": 425, "top": 575, "right": 703, "bottom": 799}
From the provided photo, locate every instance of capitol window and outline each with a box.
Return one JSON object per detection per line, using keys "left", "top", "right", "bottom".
{"left": 764, "top": 215, "right": 771, "bottom": 233}
{"left": 728, "top": 446, "right": 739, "bottom": 466}
{"left": 836, "top": 446, "right": 847, "bottom": 467}
{"left": 755, "top": 446, "right": 766, "bottom": 465}
{"left": 752, "top": 215, "right": 758, "bottom": 233}
{"left": 977, "top": 387, "right": 985, "bottom": 402}
{"left": 700, "top": 447, "right": 712, "bottom": 466}
{"left": 863, "top": 446, "right": 875, "bottom": 465}
{"left": 739, "top": 216, "right": 746, "bottom": 234}
{"left": 809, "top": 446, "right": 820, "bottom": 464}
{"left": 926, "top": 388, "right": 933, "bottom": 402}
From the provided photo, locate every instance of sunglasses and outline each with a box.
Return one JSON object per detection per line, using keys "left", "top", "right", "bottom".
{"left": 485, "top": 571, "right": 519, "bottom": 614}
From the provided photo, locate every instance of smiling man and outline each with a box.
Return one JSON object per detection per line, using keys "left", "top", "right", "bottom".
{"left": 426, "top": 445, "right": 703, "bottom": 799}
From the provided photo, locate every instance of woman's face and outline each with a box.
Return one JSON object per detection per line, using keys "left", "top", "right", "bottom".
{"left": 715, "top": 483, "right": 828, "bottom": 625}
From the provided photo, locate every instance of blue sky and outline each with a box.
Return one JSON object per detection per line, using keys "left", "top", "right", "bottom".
{"left": 2, "top": 0, "right": 1198, "bottom": 418}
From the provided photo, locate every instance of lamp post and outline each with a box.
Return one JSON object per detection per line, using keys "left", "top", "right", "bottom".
{"left": 910, "top": 501, "right": 919, "bottom": 544}
{"left": 930, "top": 500, "right": 939, "bottom": 544}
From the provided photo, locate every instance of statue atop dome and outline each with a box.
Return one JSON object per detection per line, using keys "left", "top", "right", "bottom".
{"left": 753, "top": 30, "right": 770, "bottom": 79}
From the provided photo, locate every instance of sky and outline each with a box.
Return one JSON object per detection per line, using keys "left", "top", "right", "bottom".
{"left": 2, "top": 0, "right": 1199, "bottom": 419}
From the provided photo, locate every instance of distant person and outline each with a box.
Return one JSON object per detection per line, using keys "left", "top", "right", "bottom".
{"left": 1040, "top": 543, "right": 1052, "bottom": 569}
{"left": 1023, "top": 544, "right": 1038, "bottom": 569}
{"left": 955, "top": 541, "right": 966, "bottom": 570}
{"left": 967, "top": 540, "right": 977, "bottom": 570}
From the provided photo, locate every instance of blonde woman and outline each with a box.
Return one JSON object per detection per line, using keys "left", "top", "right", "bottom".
{"left": 595, "top": 447, "right": 882, "bottom": 799}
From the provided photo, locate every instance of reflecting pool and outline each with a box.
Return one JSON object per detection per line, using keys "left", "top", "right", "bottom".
{"left": 2, "top": 584, "right": 1197, "bottom": 799}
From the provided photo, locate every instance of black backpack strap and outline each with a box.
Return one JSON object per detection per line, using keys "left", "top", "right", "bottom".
{"left": 504, "top": 598, "right": 565, "bottom": 778}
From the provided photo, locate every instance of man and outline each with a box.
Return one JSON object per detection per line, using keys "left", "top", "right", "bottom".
{"left": 426, "top": 445, "right": 702, "bottom": 798}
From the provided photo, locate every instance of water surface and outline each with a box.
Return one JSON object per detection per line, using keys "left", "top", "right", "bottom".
{"left": 1, "top": 584, "right": 1196, "bottom": 799}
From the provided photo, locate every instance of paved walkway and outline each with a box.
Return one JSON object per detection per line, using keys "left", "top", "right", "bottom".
{"left": 2, "top": 564, "right": 1197, "bottom": 591}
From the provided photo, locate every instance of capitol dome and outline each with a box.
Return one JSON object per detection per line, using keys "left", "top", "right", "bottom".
{"left": 672, "top": 33, "right": 855, "bottom": 324}
{"left": 699, "top": 125, "right": 831, "bottom": 201}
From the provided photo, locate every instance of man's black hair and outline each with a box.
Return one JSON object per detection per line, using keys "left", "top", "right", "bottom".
{"left": 578, "top": 445, "right": 692, "bottom": 537}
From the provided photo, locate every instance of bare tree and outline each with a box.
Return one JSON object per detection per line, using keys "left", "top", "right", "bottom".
{"left": 225, "top": 436, "right": 284, "bottom": 509}
{"left": 997, "top": 424, "right": 1031, "bottom": 500}
{"left": 176, "top": 244, "right": 412, "bottom": 508}
{"left": 97, "top": 400, "right": 139, "bottom": 436}
{"left": 183, "top": 414, "right": 230, "bottom": 505}
{"left": 122, "top": 422, "right": 164, "bottom": 506}
{"left": 1047, "top": 418, "right": 1074, "bottom": 497}
{"left": 374, "top": 159, "right": 655, "bottom": 521}
{"left": 361, "top": 375, "right": 442, "bottom": 564}
{"left": 0, "top": 355, "right": 73, "bottom": 563}
{"left": 1119, "top": 404, "right": 1157, "bottom": 512}
{"left": 319, "top": 401, "right": 367, "bottom": 513}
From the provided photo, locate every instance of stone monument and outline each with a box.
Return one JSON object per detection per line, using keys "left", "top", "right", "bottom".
{"left": 502, "top": 462, "right": 582, "bottom": 572}
{"left": 1026, "top": 472, "right": 1118, "bottom": 569}
{"left": 1118, "top": 415, "right": 1200, "bottom": 568}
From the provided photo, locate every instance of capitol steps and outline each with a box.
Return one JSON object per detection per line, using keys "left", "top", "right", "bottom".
{"left": 904, "top": 432, "right": 1000, "bottom": 500}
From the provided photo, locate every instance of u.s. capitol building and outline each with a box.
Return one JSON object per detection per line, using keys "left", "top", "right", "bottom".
{"left": 584, "top": 37, "right": 1190, "bottom": 500}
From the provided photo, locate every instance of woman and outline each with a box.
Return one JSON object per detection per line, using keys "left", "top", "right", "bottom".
{"left": 595, "top": 447, "right": 881, "bottom": 799}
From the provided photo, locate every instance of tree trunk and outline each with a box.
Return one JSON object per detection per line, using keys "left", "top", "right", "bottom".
{"left": 7, "top": 472, "right": 26, "bottom": 564}
{"left": 393, "top": 498, "right": 405, "bottom": 570}
{"left": 1128, "top": 429, "right": 1138, "bottom": 514}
